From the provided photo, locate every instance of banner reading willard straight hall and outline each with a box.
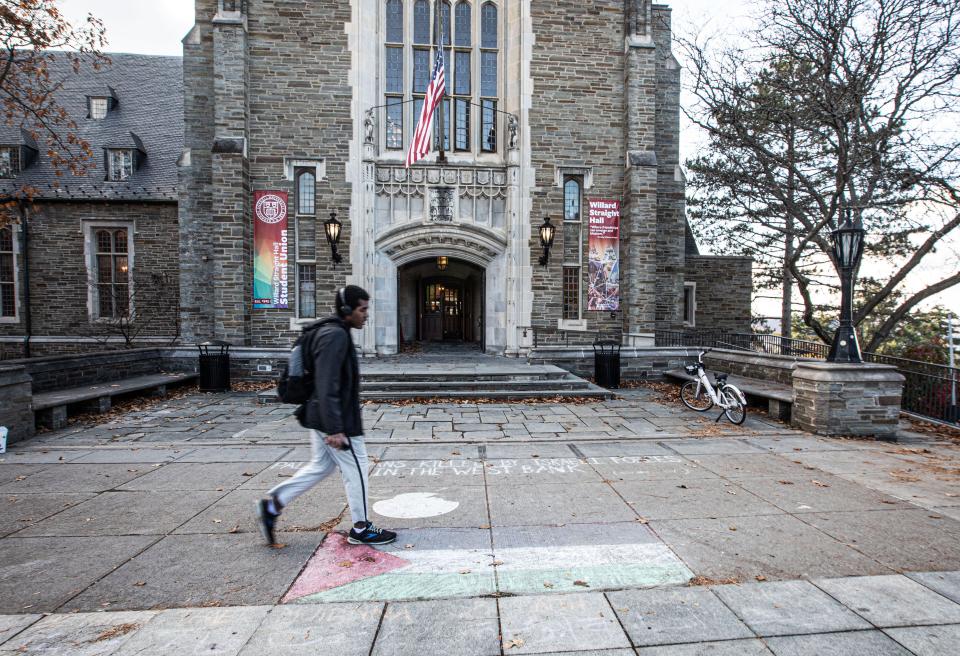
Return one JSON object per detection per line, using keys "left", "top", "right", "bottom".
{"left": 253, "top": 191, "right": 289, "bottom": 309}
{"left": 587, "top": 198, "right": 620, "bottom": 311}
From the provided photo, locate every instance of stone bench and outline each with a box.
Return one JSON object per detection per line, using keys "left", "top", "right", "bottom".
{"left": 665, "top": 368, "right": 793, "bottom": 421}
{"left": 33, "top": 372, "right": 198, "bottom": 429}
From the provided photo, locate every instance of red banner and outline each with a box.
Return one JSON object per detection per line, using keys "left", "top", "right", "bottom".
{"left": 587, "top": 199, "right": 620, "bottom": 311}
{"left": 253, "top": 191, "right": 289, "bottom": 309}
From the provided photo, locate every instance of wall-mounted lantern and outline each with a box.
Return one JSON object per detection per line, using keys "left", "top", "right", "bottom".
{"left": 437, "top": 256, "right": 448, "bottom": 271}
{"left": 324, "top": 211, "right": 343, "bottom": 266}
{"left": 538, "top": 216, "right": 556, "bottom": 266}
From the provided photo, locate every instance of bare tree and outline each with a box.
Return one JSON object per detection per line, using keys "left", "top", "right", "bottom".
{"left": 680, "top": 0, "right": 960, "bottom": 352}
{"left": 75, "top": 271, "right": 181, "bottom": 349}
{"left": 0, "top": 0, "right": 107, "bottom": 223}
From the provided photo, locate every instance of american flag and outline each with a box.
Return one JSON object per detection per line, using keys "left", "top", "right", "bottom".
{"left": 405, "top": 47, "right": 445, "bottom": 168}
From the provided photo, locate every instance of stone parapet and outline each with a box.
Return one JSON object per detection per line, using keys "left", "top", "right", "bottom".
{"left": 528, "top": 346, "right": 690, "bottom": 379}
{"left": 792, "top": 362, "right": 905, "bottom": 439}
{"left": 0, "top": 364, "right": 34, "bottom": 444}
{"left": 703, "top": 349, "right": 806, "bottom": 387}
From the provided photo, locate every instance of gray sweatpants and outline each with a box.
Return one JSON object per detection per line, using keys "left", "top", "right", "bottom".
{"left": 267, "top": 430, "right": 370, "bottom": 525}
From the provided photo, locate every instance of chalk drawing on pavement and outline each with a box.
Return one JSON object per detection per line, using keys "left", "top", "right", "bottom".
{"left": 373, "top": 492, "right": 460, "bottom": 518}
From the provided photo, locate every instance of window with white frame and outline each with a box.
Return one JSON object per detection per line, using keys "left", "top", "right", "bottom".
{"left": 108, "top": 149, "right": 133, "bottom": 181}
{"left": 683, "top": 282, "right": 696, "bottom": 327}
{"left": 562, "top": 177, "right": 583, "bottom": 320}
{"left": 89, "top": 97, "right": 109, "bottom": 119}
{"left": 88, "top": 226, "right": 132, "bottom": 320}
{"left": 0, "top": 226, "right": 17, "bottom": 319}
{"left": 0, "top": 147, "right": 19, "bottom": 178}
{"left": 382, "top": 0, "right": 501, "bottom": 156}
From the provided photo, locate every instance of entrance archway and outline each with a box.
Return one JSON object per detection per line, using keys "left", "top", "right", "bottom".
{"left": 397, "top": 257, "right": 485, "bottom": 350}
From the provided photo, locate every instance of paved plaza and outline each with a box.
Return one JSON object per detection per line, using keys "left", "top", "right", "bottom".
{"left": 1, "top": 386, "right": 960, "bottom": 654}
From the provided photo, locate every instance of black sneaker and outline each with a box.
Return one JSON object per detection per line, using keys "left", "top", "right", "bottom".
{"left": 256, "top": 498, "right": 278, "bottom": 545}
{"left": 347, "top": 522, "right": 397, "bottom": 545}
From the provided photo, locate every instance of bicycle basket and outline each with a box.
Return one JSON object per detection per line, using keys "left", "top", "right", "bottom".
{"left": 684, "top": 364, "right": 698, "bottom": 375}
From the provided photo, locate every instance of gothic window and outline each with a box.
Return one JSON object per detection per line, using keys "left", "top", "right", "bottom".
{"left": 381, "top": 0, "right": 501, "bottom": 157}
{"left": 0, "top": 147, "right": 19, "bottom": 178}
{"left": 296, "top": 169, "right": 315, "bottom": 215}
{"left": 88, "top": 226, "right": 132, "bottom": 320}
{"left": 0, "top": 226, "right": 16, "bottom": 318}
{"left": 562, "top": 177, "right": 583, "bottom": 320}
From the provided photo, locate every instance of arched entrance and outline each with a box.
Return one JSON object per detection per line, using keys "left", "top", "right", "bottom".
{"left": 397, "top": 257, "right": 485, "bottom": 350}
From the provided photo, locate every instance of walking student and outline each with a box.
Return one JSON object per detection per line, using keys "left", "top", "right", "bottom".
{"left": 256, "top": 285, "right": 396, "bottom": 546}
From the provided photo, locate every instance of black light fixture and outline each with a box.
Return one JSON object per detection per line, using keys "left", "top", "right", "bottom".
{"left": 538, "top": 216, "right": 556, "bottom": 266}
{"left": 437, "top": 256, "right": 448, "bottom": 271}
{"left": 324, "top": 210, "right": 343, "bottom": 265}
{"left": 827, "top": 206, "right": 866, "bottom": 363}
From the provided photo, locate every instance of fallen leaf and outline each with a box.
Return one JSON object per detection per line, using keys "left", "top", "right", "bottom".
{"left": 755, "top": 575, "right": 767, "bottom": 581}
{"left": 127, "top": 469, "right": 138, "bottom": 473}
{"left": 777, "top": 480, "right": 794, "bottom": 485}
{"left": 929, "top": 515, "right": 943, "bottom": 519}
{"left": 504, "top": 638, "right": 525, "bottom": 649}
{"left": 726, "top": 489, "right": 737, "bottom": 495}
{"left": 573, "top": 580, "right": 590, "bottom": 587}
{"left": 478, "top": 524, "right": 491, "bottom": 529}
{"left": 94, "top": 622, "right": 139, "bottom": 642}
{"left": 14, "top": 476, "right": 26, "bottom": 482}
{"left": 677, "top": 484, "right": 688, "bottom": 489}
{"left": 459, "top": 569, "right": 472, "bottom": 575}
{"left": 635, "top": 517, "right": 649, "bottom": 524}
{"left": 543, "top": 582, "right": 554, "bottom": 588}
{"left": 811, "top": 480, "right": 830, "bottom": 488}
{"left": 729, "top": 526, "right": 737, "bottom": 531}
{"left": 404, "top": 544, "right": 415, "bottom": 549}
{"left": 270, "top": 543, "right": 287, "bottom": 549}
{"left": 133, "top": 581, "right": 146, "bottom": 587}
{"left": 228, "top": 524, "right": 241, "bottom": 534}
{"left": 212, "top": 519, "right": 222, "bottom": 524}
{"left": 490, "top": 560, "right": 504, "bottom": 566}
{"left": 338, "top": 561, "right": 354, "bottom": 568}
{"left": 242, "top": 472, "right": 255, "bottom": 477}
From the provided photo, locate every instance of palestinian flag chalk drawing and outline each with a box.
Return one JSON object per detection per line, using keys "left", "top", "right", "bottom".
{"left": 253, "top": 190, "right": 289, "bottom": 309}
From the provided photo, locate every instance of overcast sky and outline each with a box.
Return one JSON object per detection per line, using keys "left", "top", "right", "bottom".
{"left": 61, "top": 0, "right": 955, "bottom": 318}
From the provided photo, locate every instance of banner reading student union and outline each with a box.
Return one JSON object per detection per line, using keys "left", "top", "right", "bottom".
{"left": 587, "top": 198, "right": 620, "bottom": 311}
{"left": 253, "top": 190, "right": 289, "bottom": 309}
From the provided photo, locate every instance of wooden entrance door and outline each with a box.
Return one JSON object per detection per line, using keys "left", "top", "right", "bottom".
{"left": 420, "top": 279, "right": 463, "bottom": 341}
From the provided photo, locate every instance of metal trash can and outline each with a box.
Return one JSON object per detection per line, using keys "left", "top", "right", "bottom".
{"left": 198, "top": 341, "right": 232, "bottom": 392}
{"left": 593, "top": 339, "right": 621, "bottom": 389}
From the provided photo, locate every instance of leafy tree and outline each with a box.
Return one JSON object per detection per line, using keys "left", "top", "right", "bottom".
{"left": 680, "top": 0, "right": 960, "bottom": 353}
{"left": 0, "top": 0, "right": 107, "bottom": 223}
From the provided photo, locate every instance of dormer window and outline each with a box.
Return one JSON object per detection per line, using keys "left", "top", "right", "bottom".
{"left": 89, "top": 97, "right": 109, "bottom": 119}
{"left": 0, "top": 147, "right": 19, "bottom": 178}
{"left": 108, "top": 149, "right": 134, "bottom": 181}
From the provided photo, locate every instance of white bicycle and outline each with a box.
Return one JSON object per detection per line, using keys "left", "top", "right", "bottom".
{"left": 680, "top": 350, "right": 748, "bottom": 425}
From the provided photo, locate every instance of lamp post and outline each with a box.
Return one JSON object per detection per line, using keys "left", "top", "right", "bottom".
{"left": 538, "top": 216, "right": 555, "bottom": 266}
{"left": 323, "top": 211, "right": 343, "bottom": 266}
{"left": 827, "top": 208, "right": 865, "bottom": 363}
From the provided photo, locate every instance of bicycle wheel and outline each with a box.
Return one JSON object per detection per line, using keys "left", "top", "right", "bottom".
{"left": 721, "top": 386, "right": 747, "bottom": 425}
{"left": 680, "top": 380, "right": 713, "bottom": 412}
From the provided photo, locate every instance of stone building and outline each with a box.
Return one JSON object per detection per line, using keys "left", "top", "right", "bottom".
{"left": 179, "top": 0, "right": 751, "bottom": 358}
{"left": 0, "top": 55, "right": 183, "bottom": 359}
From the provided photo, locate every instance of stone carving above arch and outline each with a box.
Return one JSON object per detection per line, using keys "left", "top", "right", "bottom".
{"left": 376, "top": 221, "right": 507, "bottom": 268}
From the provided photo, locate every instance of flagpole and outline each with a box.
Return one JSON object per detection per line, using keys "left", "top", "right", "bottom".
{"left": 435, "top": 0, "right": 447, "bottom": 164}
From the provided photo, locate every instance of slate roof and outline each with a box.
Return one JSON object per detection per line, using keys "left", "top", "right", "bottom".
{"left": 0, "top": 53, "right": 183, "bottom": 202}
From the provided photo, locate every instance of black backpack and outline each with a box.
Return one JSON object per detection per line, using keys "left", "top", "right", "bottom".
{"left": 277, "top": 323, "right": 322, "bottom": 404}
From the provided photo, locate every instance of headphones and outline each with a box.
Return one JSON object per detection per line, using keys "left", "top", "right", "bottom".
{"left": 338, "top": 287, "right": 352, "bottom": 317}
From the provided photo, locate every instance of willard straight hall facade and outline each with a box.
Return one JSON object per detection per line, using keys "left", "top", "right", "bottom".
{"left": 180, "top": 0, "right": 751, "bottom": 357}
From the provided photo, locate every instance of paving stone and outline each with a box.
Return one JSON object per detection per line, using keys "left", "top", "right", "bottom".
{"left": 635, "top": 640, "right": 773, "bottom": 655}
{"left": 485, "top": 458, "right": 604, "bottom": 486}
{"left": 803, "top": 509, "right": 960, "bottom": 571}
{"left": 0, "top": 450, "right": 91, "bottom": 464}
{"left": 117, "top": 462, "right": 272, "bottom": 491}
{"left": 746, "top": 437, "right": 849, "bottom": 453}
{"left": 815, "top": 574, "right": 960, "bottom": 627}
{"left": 62, "top": 533, "right": 324, "bottom": 612}
{"left": 608, "top": 586, "right": 754, "bottom": 646}
{"left": 840, "top": 472, "right": 960, "bottom": 508}
{"left": 382, "top": 445, "right": 480, "bottom": 460}
{"left": 483, "top": 444, "right": 576, "bottom": 458}
{"left": 238, "top": 603, "right": 382, "bottom": 656}
{"left": 169, "top": 446, "right": 292, "bottom": 462}
{"left": 70, "top": 448, "right": 195, "bottom": 464}
{"left": 733, "top": 475, "right": 909, "bottom": 514}
{"left": 714, "top": 580, "right": 870, "bottom": 636}
{"left": 883, "top": 624, "right": 960, "bottom": 656}
{"left": 0, "top": 615, "right": 41, "bottom": 647}
{"left": 488, "top": 482, "right": 637, "bottom": 526}
{"left": 175, "top": 487, "right": 346, "bottom": 535}
{"left": 0, "top": 536, "right": 155, "bottom": 613}
{"left": 238, "top": 460, "right": 314, "bottom": 489}
{"left": 689, "top": 454, "right": 821, "bottom": 479}
{"left": 907, "top": 570, "right": 960, "bottom": 605}
{"left": 764, "top": 630, "right": 912, "bottom": 656}
{"left": 371, "top": 598, "right": 500, "bottom": 656}
{"left": 612, "top": 478, "right": 781, "bottom": 520}
{"left": 0, "top": 464, "right": 151, "bottom": 493}
{"left": 16, "top": 490, "right": 225, "bottom": 537}
{"left": 499, "top": 592, "right": 630, "bottom": 653}
{"left": 1, "top": 493, "right": 96, "bottom": 537}
{"left": 111, "top": 606, "right": 270, "bottom": 655}
{"left": 589, "top": 454, "right": 718, "bottom": 481}
{"left": 662, "top": 439, "right": 767, "bottom": 455}
{"left": 653, "top": 514, "right": 891, "bottom": 582}
{"left": 574, "top": 442, "right": 674, "bottom": 457}
{"left": 789, "top": 450, "right": 913, "bottom": 475}
{"left": 0, "top": 610, "right": 155, "bottom": 656}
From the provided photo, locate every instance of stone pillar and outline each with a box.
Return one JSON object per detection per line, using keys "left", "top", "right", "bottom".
{"left": 792, "top": 362, "right": 905, "bottom": 440}
{"left": 0, "top": 364, "right": 34, "bottom": 444}
{"left": 210, "top": 7, "right": 251, "bottom": 345}
{"left": 621, "top": 23, "right": 658, "bottom": 347}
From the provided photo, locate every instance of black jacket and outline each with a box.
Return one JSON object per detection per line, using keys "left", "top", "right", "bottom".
{"left": 298, "top": 316, "right": 363, "bottom": 437}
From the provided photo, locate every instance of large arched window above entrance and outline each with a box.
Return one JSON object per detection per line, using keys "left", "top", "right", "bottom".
{"left": 380, "top": 0, "right": 502, "bottom": 158}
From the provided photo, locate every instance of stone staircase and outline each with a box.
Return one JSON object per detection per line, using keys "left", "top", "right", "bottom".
{"left": 259, "top": 351, "right": 613, "bottom": 403}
